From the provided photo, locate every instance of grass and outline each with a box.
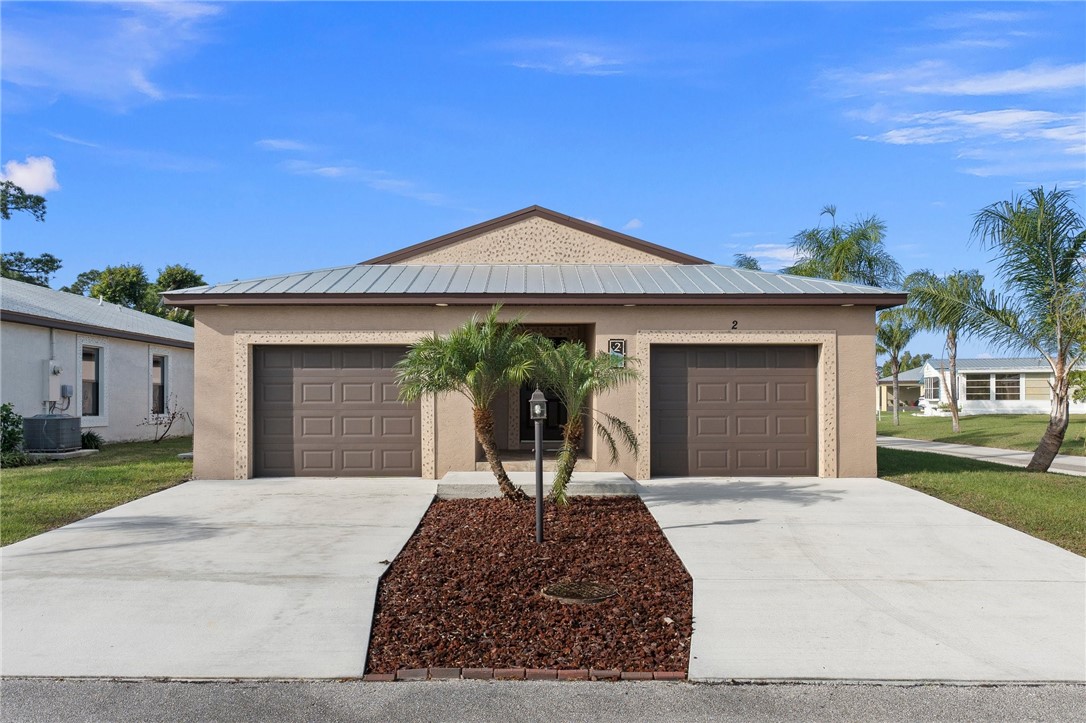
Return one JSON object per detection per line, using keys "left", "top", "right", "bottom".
{"left": 878, "top": 447, "right": 1086, "bottom": 556}
{"left": 877, "top": 413, "right": 1086, "bottom": 457}
{"left": 0, "top": 436, "right": 193, "bottom": 546}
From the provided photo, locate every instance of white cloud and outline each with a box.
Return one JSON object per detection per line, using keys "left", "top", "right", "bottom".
{"left": 577, "top": 217, "right": 603, "bottom": 226}
{"left": 283, "top": 160, "right": 358, "bottom": 178}
{"left": 256, "top": 139, "right": 312, "bottom": 152}
{"left": 2, "top": 3, "right": 220, "bottom": 108}
{"left": 745, "top": 243, "right": 799, "bottom": 265}
{"left": 48, "top": 132, "right": 101, "bottom": 148}
{"left": 905, "top": 63, "right": 1085, "bottom": 96}
{"left": 498, "top": 38, "right": 627, "bottom": 76}
{"left": 1, "top": 156, "right": 60, "bottom": 195}
{"left": 824, "top": 61, "right": 1084, "bottom": 100}
{"left": 281, "top": 160, "right": 450, "bottom": 206}
{"left": 622, "top": 218, "right": 643, "bottom": 231}
{"left": 859, "top": 109, "right": 1084, "bottom": 150}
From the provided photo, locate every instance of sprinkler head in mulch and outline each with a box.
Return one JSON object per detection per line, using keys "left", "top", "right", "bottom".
{"left": 541, "top": 580, "right": 618, "bottom": 605}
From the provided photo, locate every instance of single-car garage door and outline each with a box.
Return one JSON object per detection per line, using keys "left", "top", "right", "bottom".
{"left": 254, "top": 346, "right": 420, "bottom": 476}
{"left": 651, "top": 345, "right": 818, "bottom": 476}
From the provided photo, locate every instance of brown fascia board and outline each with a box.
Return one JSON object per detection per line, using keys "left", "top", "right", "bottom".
{"left": 358, "top": 206, "right": 713, "bottom": 265}
{"left": 164, "top": 292, "right": 908, "bottom": 311}
{"left": 2, "top": 310, "right": 195, "bottom": 349}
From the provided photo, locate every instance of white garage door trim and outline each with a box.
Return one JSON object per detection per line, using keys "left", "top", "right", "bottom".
{"left": 233, "top": 331, "right": 435, "bottom": 480}
{"left": 635, "top": 330, "right": 838, "bottom": 479}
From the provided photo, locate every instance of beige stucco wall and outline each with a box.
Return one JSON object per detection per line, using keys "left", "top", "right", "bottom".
{"left": 400, "top": 217, "right": 681, "bottom": 265}
{"left": 192, "top": 303, "right": 878, "bottom": 480}
{"left": 1, "top": 320, "right": 194, "bottom": 443}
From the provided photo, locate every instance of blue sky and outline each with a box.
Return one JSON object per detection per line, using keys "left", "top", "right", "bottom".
{"left": 3, "top": 1, "right": 1084, "bottom": 360}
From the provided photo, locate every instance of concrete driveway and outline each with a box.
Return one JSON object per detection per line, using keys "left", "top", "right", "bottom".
{"left": 639, "top": 477, "right": 1086, "bottom": 683}
{"left": 1, "top": 478, "right": 435, "bottom": 679}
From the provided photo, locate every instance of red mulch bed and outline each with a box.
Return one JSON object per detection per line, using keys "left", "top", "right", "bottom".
{"left": 365, "top": 497, "right": 693, "bottom": 674}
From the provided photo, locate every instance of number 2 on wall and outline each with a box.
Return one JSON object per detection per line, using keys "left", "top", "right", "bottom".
{"left": 731, "top": 320, "right": 738, "bottom": 330}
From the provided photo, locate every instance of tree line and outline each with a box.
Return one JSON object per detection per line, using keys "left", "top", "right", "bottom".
{"left": 1, "top": 182, "right": 205, "bottom": 326}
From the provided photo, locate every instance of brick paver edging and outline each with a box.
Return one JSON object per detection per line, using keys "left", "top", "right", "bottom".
{"left": 363, "top": 668, "right": 686, "bottom": 682}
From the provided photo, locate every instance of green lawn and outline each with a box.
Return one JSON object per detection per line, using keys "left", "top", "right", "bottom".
{"left": 878, "top": 447, "right": 1086, "bottom": 556}
{"left": 0, "top": 436, "right": 193, "bottom": 546}
{"left": 877, "top": 413, "right": 1086, "bottom": 457}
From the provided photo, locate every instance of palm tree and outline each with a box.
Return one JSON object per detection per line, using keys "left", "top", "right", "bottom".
{"left": 530, "top": 341, "right": 639, "bottom": 505}
{"left": 732, "top": 253, "right": 762, "bottom": 271}
{"left": 396, "top": 304, "right": 537, "bottom": 500}
{"left": 784, "top": 205, "right": 903, "bottom": 288}
{"left": 876, "top": 308, "right": 919, "bottom": 426}
{"left": 966, "top": 187, "right": 1086, "bottom": 471}
{"left": 904, "top": 269, "right": 985, "bottom": 433}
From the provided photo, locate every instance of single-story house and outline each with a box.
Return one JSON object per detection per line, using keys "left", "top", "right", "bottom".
{"left": 1, "top": 277, "right": 195, "bottom": 442}
{"left": 163, "top": 206, "right": 906, "bottom": 481}
{"left": 920, "top": 357, "right": 1086, "bottom": 415}
{"left": 877, "top": 366, "right": 923, "bottom": 411}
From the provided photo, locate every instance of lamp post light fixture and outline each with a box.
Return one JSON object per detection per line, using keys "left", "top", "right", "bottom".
{"left": 529, "top": 388, "right": 548, "bottom": 544}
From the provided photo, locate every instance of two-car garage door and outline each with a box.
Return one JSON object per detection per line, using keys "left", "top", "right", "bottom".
{"left": 651, "top": 345, "right": 818, "bottom": 476}
{"left": 253, "top": 346, "right": 420, "bottom": 477}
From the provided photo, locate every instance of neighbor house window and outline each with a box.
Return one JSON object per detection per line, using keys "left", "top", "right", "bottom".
{"left": 965, "top": 374, "right": 990, "bottom": 401}
{"left": 924, "top": 377, "right": 940, "bottom": 401}
{"left": 152, "top": 355, "right": 167, "bottom": 414}
{"left": 994, "top": 373, "right": 1022, "bottom": 401}
{"left": 82, "top": 347, "right": 101, "bottom": 416}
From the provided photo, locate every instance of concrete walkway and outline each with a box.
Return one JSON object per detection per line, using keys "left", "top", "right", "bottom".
{"left": 639, "top": 477, "right": 1086, "bottom": 682}
{"left": 1, "top": 478, "right": 435, "bottom": 678}
{"left": 877, "top": 436, "right": 1086, "bottom": 476}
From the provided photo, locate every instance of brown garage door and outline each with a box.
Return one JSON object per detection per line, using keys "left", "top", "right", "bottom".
{"left": 253, "top": 346, "right": 420, "bottom": 477}
{"left": 651, "top": 345, "right": 818, "bottom": 476}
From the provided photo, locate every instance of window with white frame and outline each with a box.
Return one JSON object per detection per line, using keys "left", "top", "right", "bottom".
{"left": 152, "top": 355, "right": 167, "bottom": 414}
{"left": 994, "top": 373, "right": 1022, "bottom": 400}
{"left": 82, "top": 347, "right": 102, "bottom": 416}
{"left": 924, "top": 376, "right": 940, "bottom": 400}
{"left": 965, "top": 374, "right": 991, "bottom": 400}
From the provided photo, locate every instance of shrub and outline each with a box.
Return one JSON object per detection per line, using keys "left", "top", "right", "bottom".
{"left": 1, "top": 402, "right": 24, "bottom": 454}
{"left": 81, "top": 430, "right": 104, "bottom": 450}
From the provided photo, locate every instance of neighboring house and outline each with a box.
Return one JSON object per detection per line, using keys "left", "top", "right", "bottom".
{"left": 1, "top": 278, "right": 194, "bottom": 443}
{"left": 163, "top": 205, "right": 906, "bottom": 481}
{"left": 920, "top": 358, "right": 1086, "bottom": 416}
{"left": 877, "top": 366, "right": 924, "bottom": 412}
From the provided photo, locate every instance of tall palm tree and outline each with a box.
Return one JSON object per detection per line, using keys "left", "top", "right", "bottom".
{"left": 967, "top": 187, "right": 1086, "bottom": 471}
{"left": 876, "top": 308, "right": 919, "bottom": 426}
{"left": 530, "top": 341, "right": 639, "bottom": 505}
{"left": 904, "top": 269, "right": 985, "bottom": 433}
{"left": 784, "top": 205, "right": 903, "bottom": 288}
{"left": 396, "top": 304, "right": 537, "bottom": 500}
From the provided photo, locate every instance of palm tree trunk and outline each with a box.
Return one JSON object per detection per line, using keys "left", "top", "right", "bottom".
{"left": 947, "top": 336, "right": 961, "bottom": 434}
{"left": 473, "top": 406, "right": 526, "bottom": 501}
{"left": 891, "top": 359, "right": 901, "bottom": 426}
{"left": 1027, "top": 373, "right": 1070, "bottom": 472}
{"left": 549, "top": 419, "right": 583, "bottom": 505}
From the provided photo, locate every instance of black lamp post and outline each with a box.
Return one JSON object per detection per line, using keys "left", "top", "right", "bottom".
{"left": 529, "top": 387, "right": 547, "bottom": 544}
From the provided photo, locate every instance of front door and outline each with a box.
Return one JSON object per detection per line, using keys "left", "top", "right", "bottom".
{"left": 520, "top": 335, "right": 571, "bottom": 446}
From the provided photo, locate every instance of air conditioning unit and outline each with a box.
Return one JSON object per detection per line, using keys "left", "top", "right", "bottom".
{"left": 23, "top": 414, "right": 82, "bottom": 452}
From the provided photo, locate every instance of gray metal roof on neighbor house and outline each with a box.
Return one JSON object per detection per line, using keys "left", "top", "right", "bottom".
{"left": 1, "top": 278, "right": 194, "bottom": 348}
{"left": 926, "top": 358, "right": 1060, "bottom": 373}
{"left": 163, "top": 264, "right": 907, "bottom": 308}
{"left": 879, "top": 367, "right": 925, "bottom": 384}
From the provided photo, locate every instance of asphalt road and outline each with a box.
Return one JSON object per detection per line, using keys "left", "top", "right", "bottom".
{"left": 1, "top": 680, "right": 1083, "bottom": 723}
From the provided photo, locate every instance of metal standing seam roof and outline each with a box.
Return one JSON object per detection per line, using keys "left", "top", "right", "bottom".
{"left": 878, "top": 367, "right": 926, "bottom": 384}
{"left": 1, "top": 277, "right": 195, "bottom": 344}
{"left": 164, "top": 263, "right": 905, "bottom": 301}
{"left": 926, "top": 358, "right": 1070, "bottom": 373}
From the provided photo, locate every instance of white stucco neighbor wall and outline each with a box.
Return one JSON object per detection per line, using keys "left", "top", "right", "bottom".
{"left": 1, "top": 321, "right": 194, "bottom": 443}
